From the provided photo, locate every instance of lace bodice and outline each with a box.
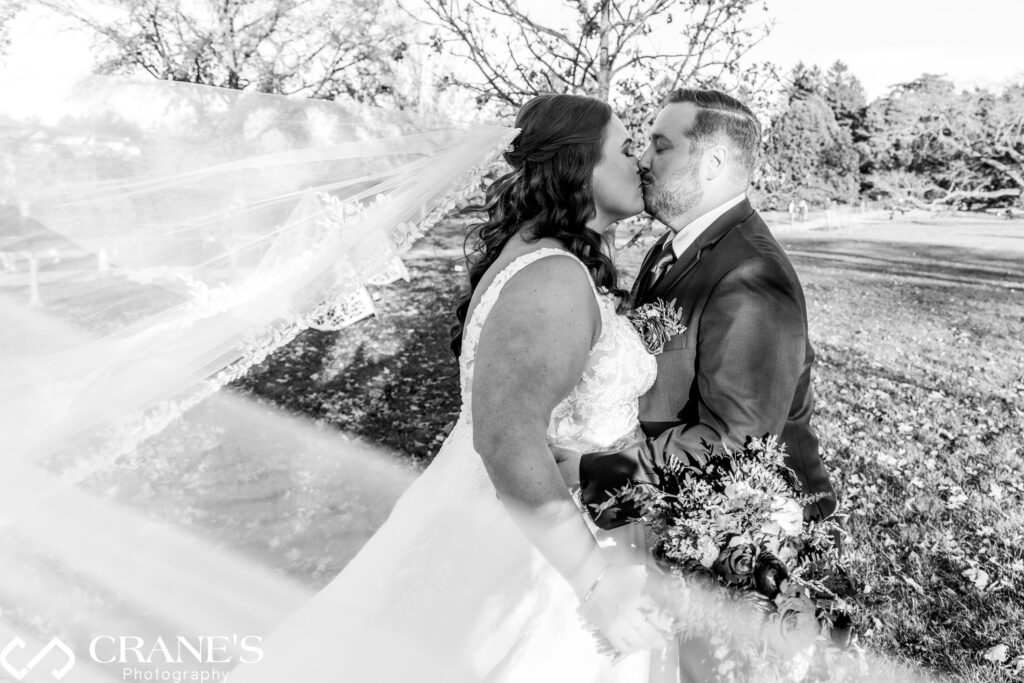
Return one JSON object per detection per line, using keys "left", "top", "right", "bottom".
{"left": 458, "top": 248, "right": 657, "bottom": 452}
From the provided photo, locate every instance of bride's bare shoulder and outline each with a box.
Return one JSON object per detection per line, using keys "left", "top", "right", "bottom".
{"left": 484, "top": 248, "right": 598, "bottom": 336}
{"left": 466, "top": 235, "right": 598, "bottom": 339}
{"left": 476, "top": 235, "right": 587, "bottom": 295}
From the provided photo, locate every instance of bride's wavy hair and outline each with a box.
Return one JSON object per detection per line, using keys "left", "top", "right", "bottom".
{"left": 450, "top": 93, "right": 630, "bottom": 357}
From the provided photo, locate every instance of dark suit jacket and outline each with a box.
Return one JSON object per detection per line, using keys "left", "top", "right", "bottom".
{"left": 580, "top": 198, "right": 837, "bottom": 527}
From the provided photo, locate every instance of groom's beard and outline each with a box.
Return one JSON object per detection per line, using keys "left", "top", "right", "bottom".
{"left": 645, "top": 160, "right": 703, "bottom": 224}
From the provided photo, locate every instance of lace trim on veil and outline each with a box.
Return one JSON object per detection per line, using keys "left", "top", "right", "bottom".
{"left": 0, "top": 76, "right": 516, "bottom": 481}
{"left": 83, "top": 145, "right": 510, "bottom": 482}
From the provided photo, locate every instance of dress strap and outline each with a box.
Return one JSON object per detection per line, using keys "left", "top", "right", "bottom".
{"left": 460, "top": 248, "right": 600, "bottom": 369}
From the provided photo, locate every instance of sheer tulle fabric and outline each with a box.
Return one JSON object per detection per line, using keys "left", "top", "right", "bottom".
{"left": 0, "top": 77, "right": 512, "bottom": 674}
{"left": 0, "top": 76, "right": 512, "bottom": 474}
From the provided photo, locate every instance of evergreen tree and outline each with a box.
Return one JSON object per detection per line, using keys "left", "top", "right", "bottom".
{"left": 824, "top": 61, "right": 871, "bottom": 189}
{"left": 787, "top": 62, "right": 825, "bottom": 100}
{"left": 759, "top": 63, "right": 859, "bottom": 205}
{"left": 824, "top": 61, "right": 868, "bottom": 137}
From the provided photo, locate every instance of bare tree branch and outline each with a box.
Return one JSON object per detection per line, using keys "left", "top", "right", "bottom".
{"left": 420, "top": 0, "right": 775, "bottom": 117}
{"left": 48, "top": 0, "right": 412, "bottom": 105}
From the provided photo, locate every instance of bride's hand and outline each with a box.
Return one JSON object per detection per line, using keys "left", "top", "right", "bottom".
{"left": 578, "top": 564, "right": 672, "bottom": 654}
{"left": 550, "top": 445, "right": 582, "bottom": 488}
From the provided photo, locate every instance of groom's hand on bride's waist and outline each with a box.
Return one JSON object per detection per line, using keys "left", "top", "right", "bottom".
{"left": 550, "top": 445, "right": 583, "bottom": 488}
{"left": 578, "top": 424, "right": 725, "bottom": 530}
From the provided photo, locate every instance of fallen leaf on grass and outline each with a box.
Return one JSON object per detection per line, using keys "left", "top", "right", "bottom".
{"left": 902, "top": 577, "right": 926, "bottom": 595}
{"left": 983, "top": 644, "right": 1008, "bottom": 663}
{"left": 963, "top": 566, "right": 991, "bottom": 591}
{"left": 947, "top": 492, "right": 969, "bottom": 509}
{"left": 1012, "top": 656, "right": 1024, "bottom": 675}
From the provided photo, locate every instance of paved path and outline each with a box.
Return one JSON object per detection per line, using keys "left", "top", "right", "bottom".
{"left": 774, "top": 211, "right": 1024, "bottom": 256}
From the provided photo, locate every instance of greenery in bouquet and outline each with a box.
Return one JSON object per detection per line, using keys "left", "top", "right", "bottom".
{"left": 625, "top": 298, "right": 686, "bottom": 355}
{"left": 591, "top": 435, "right": 862, "bottom": 681}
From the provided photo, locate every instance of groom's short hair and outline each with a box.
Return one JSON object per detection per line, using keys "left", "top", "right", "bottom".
{"left": 665, "top": 89, "right": 761, "bottom": 178}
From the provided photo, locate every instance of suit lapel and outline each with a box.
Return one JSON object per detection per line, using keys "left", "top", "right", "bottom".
{"left": 650, "top": 198, "right": 755, "bottom": 298}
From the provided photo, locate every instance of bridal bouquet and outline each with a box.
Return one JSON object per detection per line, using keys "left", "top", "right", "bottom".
{"left": 591, "top": 436, "right": 858, "bottom": 681}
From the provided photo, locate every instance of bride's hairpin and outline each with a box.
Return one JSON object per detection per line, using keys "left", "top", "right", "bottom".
{"left": 505, "top": 128, "right": 522, "bottom": 155}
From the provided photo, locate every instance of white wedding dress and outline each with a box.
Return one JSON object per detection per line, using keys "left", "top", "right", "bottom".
{"left": 227, "top": 248, "right": 661, "bottom": 682}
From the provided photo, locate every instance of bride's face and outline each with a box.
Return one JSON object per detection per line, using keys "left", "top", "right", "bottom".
{"left": 590, "top": 115, "right": 644, "bottom": 226}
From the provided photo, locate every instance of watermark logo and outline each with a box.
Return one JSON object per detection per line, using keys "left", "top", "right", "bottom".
{"left": 1, "top": 634, "right": 262, "bottom": 681}
{"left": 0, "top": 637, "right": 76, "bottom": 681}
{"left": 89, "top": 635, "right": 263, "bottom": 666}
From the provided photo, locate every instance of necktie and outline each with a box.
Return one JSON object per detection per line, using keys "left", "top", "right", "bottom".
{"left": 647, "top": 240, "right": 677, "bottom": 287}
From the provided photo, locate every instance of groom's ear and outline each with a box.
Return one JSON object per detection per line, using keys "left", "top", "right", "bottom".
{"left": 703, "top": 144, "right": 730, "bottom": 180}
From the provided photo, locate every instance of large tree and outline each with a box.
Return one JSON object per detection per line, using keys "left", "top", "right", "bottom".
{"left": 412, "top": 0, "right": 777, "bottom": 124}
{"left": 49, "top": 0, "right": 412, "bottom": 104}
{"left": 952, "top": 84, "right": 1024, "bottom": 207}
{"left": 865, "top": 75, "right": 1023, "bottom": 208}
{"left": 0, "top": 0, "right": 25, "bottom": 62}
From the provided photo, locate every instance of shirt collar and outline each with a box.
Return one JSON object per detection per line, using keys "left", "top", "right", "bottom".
{"left": 670, "top": 192, "right": 746, "bottom": 258}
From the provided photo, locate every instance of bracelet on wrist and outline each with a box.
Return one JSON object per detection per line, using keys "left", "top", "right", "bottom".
{"left": 580, "top": 566, "right": 609, "bottom": 604}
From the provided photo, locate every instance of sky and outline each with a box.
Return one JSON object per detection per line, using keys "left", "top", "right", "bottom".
{"left": 0, "top": 6, "right": 93, "bottom": 115}
{"left": 744, "top": 0, "right": 1024, "bottom": 98}
{"left": 3, "top": 1, "right": 1023, "bottom": 107}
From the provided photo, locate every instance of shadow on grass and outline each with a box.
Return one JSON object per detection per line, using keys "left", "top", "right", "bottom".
{"left": 233, "top": 257, "right": 465, "bottom": 464}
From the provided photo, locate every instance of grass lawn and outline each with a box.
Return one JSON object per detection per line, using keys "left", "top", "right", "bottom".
{"left": 230, "top": 213, "right": 1024, "bottom": 681}
{"left": 776, "top": 224, "right": 1024, "bottom": 682}
{"left": 46, "top": 211, "right": 1014, "bottom": 681}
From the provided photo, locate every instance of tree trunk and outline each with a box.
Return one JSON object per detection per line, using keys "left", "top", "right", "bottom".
{"left": 980, "top": 157, "right": 1024, "bottom": 190}
{"left": 596, "top": 0, "right": 611, "bottom": 101}
{"left": 931, "top": 188, "right": 1022, "bottom": 209}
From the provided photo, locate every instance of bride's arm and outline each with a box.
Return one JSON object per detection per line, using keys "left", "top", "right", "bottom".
{"left": 470, "top": 255, "right": 667, "bottom": 653}
{"left": 471, "top": 256, "right": 599, "bottom": 585}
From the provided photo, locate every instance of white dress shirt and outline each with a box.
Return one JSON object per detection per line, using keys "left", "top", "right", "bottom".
{"left": 669, "top": 193, "right": 747, "bottom": 258}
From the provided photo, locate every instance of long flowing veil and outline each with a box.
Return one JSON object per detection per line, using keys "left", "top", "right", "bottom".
{"left": 1, "top": 76, "right": 511, "bottom": 474}
{"left": 0, "top": 76, "right": 512, "bottom": 681}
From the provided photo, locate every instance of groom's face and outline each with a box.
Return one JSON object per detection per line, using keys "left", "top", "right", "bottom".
{"left": 639, "top": 102, "right": 705, "bottom": 224}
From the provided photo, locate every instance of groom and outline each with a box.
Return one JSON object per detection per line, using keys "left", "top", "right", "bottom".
{"left": 573, "top": 87, "right": 835, "bottom": 518}
{"left": 575, "top": 86, "right": 839, "bottom": 682}
{"left": 574, "top": 88, "right": 837, "bottom": 536}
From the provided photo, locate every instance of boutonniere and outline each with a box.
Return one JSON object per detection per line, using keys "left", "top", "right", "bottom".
{"left": 626, "top": 298, "right": 686, "bottom": 355}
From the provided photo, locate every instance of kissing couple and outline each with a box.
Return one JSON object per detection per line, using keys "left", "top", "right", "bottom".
{"left": 227, "top": 88, "right": 839, "bottom": 683}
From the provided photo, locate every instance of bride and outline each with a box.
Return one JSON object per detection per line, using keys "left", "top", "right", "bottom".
{"left": 226, "top": 93, "right": 675, "bottom": 682}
